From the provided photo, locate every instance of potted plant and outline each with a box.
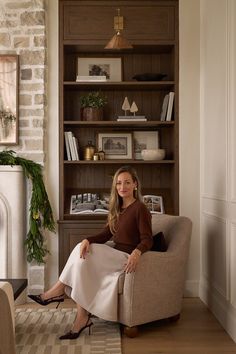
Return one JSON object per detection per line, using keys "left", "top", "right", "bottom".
{"left": 0, "top": 150, "right": 55, "bottom": 264}
{"left": 80, "top": 91, "right": 107, "bottom": 121}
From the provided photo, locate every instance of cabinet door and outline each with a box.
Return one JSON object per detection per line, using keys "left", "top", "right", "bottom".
{"left": 59, "top": 222, "right": 105, "bottom": 272}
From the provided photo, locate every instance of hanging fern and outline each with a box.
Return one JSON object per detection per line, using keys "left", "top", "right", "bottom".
{"left": 0, "top": 150, "right": 55, "bottom": 264}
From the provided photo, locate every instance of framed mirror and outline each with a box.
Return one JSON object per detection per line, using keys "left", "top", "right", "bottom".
{"left": 0, "top": 54, "right": 19, "bottom": 145}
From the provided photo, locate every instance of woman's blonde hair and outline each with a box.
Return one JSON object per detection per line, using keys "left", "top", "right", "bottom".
{"left": 108, "top": 165, "right": 142, "bottom": 234}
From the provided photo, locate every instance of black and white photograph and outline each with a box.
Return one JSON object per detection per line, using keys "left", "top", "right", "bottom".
{"left": 77, "top": 57, "right": 122, "bottom": 82}
{"left": 70, "top": 193, "right": 109, "bottom": 214}
{"left": 143, "top": 194, "right": 164, "bottom": 214}
{"left": 97, "top": 132, "right": 133, "bottom": 159}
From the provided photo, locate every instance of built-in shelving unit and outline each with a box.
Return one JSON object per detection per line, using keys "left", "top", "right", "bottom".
{"left": 59, "top": 0, "right": 179, "bottom": 271}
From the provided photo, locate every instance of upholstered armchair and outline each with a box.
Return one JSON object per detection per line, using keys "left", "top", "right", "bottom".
{"left": 117, "top": 214, "right": 192, "bottom": 337}
{"left": 0, "top": 282, "right": 16, "bottom": 354}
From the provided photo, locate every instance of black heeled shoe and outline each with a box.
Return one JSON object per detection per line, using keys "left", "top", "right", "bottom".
{"left": 59, "top": 314, "right": 93, "bottom": 340}
{"left": 28, "top": 294, "right": 64, "bottom": 308}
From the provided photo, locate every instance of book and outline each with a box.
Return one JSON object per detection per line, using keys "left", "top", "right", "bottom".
{"left": 67, "top": 131, "right": 77, "bottom": 160}
{"left": 166, "top": 91, "right": 175, "bottom": 121}
{"left": 64, "top": 132, "right": 71, "bottom": 160}
{"left": 160, "top": 94, "right": 169, "bottom": 121}
{"left": 72, "top": 136, "right": 79, "bottom": 160}
{"left": 117, "top": 115, "right": 147, "bottom": 122}
{"left": 76, "top": 75, "right": 107, "bottom": 82}
{"left": 143, "top": 194, "right": 164, "bottom": 214}
{"left": 70, "top": 193, "right": 109, "bottom": 214}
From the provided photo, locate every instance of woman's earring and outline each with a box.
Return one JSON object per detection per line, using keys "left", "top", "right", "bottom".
{"left": 134, "top": 187, "right": 137, "bottom": 191}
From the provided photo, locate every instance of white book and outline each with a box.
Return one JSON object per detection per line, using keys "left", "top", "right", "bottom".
{"left": 117, "top": 118, "right": 147, "bottom": 122}
{"left": 67, "top": 131, "right": 76, "bottom": 160}
{"left": 160, "top": 94, "right": 169, "bottom": 121}
{"left": 72, "top": 136, "right": 79, "bottom": 160}
{"left": 76, "top": 75, "right": 107, "bottom": 82}
{"left": 166, "top": 92, "right": 175, "bottom": 121}
{"left": 64, "top": 132, "right": 71, "bottom": 160}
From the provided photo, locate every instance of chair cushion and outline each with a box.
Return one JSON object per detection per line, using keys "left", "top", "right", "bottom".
{"left": 151, "top": 231, "right": 167, "bottom": 252}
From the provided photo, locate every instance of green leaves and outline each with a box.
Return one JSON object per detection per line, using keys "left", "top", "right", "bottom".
{"left": 80, "top": 91, "right": 107, "bottom": 108}
{"left": 0, "top": 150, "right": 55, "bottom": 264}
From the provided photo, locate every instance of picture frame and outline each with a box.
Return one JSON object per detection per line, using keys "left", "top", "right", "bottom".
{"left": 133, "top": 131, "right": 159, "bottom": 159}
{"left": 97, "top": 132, "right": 133, "bottom": 159}
{"left": 143, "top": 195, "right": 164, "bottom": 214}
{"left": 77, "top": 57, "right": 122, "bottom": 82}
{"left": 0, "top": 54, "right": 19, "bottom": 145}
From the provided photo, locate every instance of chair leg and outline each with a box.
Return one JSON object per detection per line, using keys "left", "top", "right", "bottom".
{"left": 123, "top": 325, "right": 139, "bottom": 338}
{"left": 168, "top": 313, "right": 180, "bottom": 322}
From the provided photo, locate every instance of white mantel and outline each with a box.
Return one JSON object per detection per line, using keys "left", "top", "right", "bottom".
{"left": 0, "top": 166, "right": 26, "bottom": 279}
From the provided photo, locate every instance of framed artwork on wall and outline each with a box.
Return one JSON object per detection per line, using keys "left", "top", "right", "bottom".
{"left": 0, "top": 54, "right": 19, "bottom": 145}
{"left": 97, "top": 132, "right": 133, "bottom": 159}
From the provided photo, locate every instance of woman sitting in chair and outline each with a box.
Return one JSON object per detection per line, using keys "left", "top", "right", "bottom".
{"left": 29, "top": 165, "right": 153, "bottom": 339}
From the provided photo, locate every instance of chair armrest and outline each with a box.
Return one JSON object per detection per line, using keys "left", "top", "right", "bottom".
{"left": 0, "top": 282, "right": 16, "bottom": 354}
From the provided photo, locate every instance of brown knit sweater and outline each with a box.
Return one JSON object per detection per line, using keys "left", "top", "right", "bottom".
{"left": 87, "top": 200, "right": 153, "bottom": 254}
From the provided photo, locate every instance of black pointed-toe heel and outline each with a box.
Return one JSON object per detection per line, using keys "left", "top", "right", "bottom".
{"left": 59, "top": 314, "right": 93, "bottom": 340}
{"left": 28, "top": 294, "right": 64, "bottom": 308}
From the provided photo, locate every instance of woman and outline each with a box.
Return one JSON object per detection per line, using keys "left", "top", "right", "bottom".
{"left": 29, "top": 165, "right": 153, "bottom": 339}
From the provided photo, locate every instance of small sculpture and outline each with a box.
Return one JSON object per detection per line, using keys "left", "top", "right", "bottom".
{"left": 130, "top": 101, "right": 138, "bottom": 116}
{"left": 122, "top": 97, "right": 131, "bottom": 116}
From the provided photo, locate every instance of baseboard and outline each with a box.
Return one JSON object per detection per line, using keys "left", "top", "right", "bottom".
{"left": 184, "top": 280, "right": 199, "bottom": 297}
{"left": 199, "top": 278, "right": 236, "bottom": 343}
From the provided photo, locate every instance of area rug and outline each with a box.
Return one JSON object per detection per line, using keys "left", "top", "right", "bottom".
{"left": 15, "top": 307, "right": 122, "bottom": 354}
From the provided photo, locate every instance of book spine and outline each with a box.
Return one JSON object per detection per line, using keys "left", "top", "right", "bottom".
{"left": 67, "top": 131, "right": 76, "bottom": 160}
{"left": 73, "top": 136, "right": 79, "bottom": 160}
{"left": 166, "top": 92, "right": 175, "bottom": 121}
{"left": 64, "top": 132, "right": 71, "bottom": 160}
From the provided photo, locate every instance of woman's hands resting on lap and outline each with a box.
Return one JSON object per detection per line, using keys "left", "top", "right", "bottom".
{"left": 124, "top": 249, "right": 141, "bottom": 273}
{"left": 80, "top": 239, "right": 90, "bottom": 259}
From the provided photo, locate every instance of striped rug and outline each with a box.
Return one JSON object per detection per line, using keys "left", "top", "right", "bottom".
{"left": 15, "top": 307, "right": 122, "bottom": 354}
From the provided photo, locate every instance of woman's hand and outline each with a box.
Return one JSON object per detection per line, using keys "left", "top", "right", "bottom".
{"left": 80, "top": 239, "right": 90, "bottom": 259}
{"left": 124, "top": 249, "right": 141, "bottom": 273}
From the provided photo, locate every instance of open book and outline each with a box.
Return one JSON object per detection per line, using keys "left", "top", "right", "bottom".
{"left": 70, "top": 194, "right": 109, "bottom": 214}
{"left": 143, "top": 195, "right": 164, "bottom": 214}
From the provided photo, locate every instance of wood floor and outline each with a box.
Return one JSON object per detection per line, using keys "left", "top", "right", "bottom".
{"left": 18, "top": 297, "right": 236, "bottom": 354}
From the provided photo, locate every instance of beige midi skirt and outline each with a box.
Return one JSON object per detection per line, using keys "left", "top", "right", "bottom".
{"left": 59, "top": 243, "right": 129, "bottom": 322}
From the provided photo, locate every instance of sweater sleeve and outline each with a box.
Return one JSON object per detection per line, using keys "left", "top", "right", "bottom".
{"left": 87, "top": 224, "right": 113, "bottom": 244}
{"left": 135, "top": 203, "right": 153, "bottom": 254}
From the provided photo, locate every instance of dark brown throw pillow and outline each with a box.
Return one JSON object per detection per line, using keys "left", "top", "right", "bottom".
{"left": 151, "top": 231, "right": 167, "bottom": 252}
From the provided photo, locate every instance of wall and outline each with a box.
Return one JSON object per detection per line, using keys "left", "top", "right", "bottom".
{"left": 179, "top": 0, "right": 200, "bottom": 296}
{"left": 199, "top": 0, "right": 236, "bottom": 342}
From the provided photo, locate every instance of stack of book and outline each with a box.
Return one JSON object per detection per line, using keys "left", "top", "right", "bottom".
{"left": 160, "top": 91, "right": 175, "bottom": 121}
{"left": 117, "top": 115, "right": 147, "bottom": 122}
{"left": 64, "top": 131, "right": 79, "bottom": 160}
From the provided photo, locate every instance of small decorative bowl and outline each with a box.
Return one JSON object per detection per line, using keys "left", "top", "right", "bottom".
{"left": 141, "top": 149, "right": 166, "bottom": 161}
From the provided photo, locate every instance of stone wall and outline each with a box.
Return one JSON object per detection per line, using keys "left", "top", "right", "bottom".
{"left": 0, "top": 0, "right": 48, "bottom": 296}
{"left": 0, "top": 0, "right": 47, "bottom": 163}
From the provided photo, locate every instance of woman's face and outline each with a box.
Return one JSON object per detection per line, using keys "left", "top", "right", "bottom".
{"left": 116, "top": 172, "right": 137, "bottom": 199}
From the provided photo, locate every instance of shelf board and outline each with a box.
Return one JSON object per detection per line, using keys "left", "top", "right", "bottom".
{"left": 64, "top": 120, "right": 174, "bottom": 127}
{"left": 64, "top": 81, "right": 175, "bottom": 90}
{"left": 64, "top": 160, "right": 175, "bottom": 164}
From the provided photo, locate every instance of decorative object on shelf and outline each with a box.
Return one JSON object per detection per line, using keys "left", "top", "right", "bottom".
{"left": 0, "top": 55, "right": 19, "bottom": 145}
{"left": 132, "top": 73, "right": 167, "bottom": 81}
{"left": 104, "top": 8, "right": 133, "bottom": 50}
{"left": 141, "top": 148, "right": 165, "bottom": 161}
{"left": 84, "top": 140, "right": 95, "bottom": 160}
{"left": 143, "top": 194, "right": 164, "bottom": 214}
{"left": 77, "top": 57, "right": 122, "bottom": 82}
{"left": 98, "top": 150, "right": 105, "bottom": 160}
{"left": 160, "top": 91, "right": 175, "bottom": 121}
{"left": 117, "top": 98, "right": 146, "bottom": 121}
{"left": 97, "top": 132, "right": 133, "bottom": 159}
{"left": 122, "top": 97, "right": 130, "bottom": 116}
{"left": 76, "top": 75, "right": 107, "bottom": 82}
{"left": 133, "top": 131, "right": 159, "bottom": 159}
{"left": 130, "top": 101, "right": 138, "bottom": 116}
{"left": 64, "top": 131, "right": 79, "bottom": 160}
{"left": 0, "top": 150, "right": 55, "bottom": 264}
{"left": 80, "top": 91, "right": 107, "bottom": 121}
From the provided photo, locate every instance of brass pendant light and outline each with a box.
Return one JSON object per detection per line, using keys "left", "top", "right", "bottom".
{"left": 105, "top": 9, "right": 133, "bottom": 50}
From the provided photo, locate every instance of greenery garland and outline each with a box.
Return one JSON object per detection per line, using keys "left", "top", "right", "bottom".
{"left": 0, "top": 150, "right": 55, "bottom": 264}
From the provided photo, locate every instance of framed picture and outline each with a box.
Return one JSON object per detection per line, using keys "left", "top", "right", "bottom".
{"left": 77, "top": 57, "right": 122, "bottom": 82}
{"left": 143, "top": 195, "right": 164, "bottom": 214}
{"left": 97, "top": 132, "right": 133, "bottom": 159}
{"left": 133, "top": 131, "right": 159, "bottom": 159}
{"left": 0, "top": 54, "right": 19, "bottom": 145}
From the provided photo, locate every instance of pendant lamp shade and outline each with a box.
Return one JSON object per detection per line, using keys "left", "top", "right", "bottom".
{"left": 105, "top": 30, "right": 133, "bottom": 50}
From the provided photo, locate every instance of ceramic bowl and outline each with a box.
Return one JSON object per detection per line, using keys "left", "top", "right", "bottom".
{"left": 141, "top": 149, "right": 166, "bottom": 161}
